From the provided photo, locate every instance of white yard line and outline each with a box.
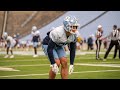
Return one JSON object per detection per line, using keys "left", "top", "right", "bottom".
{"left": 0, "top": 67, "right": 20, "bottom": 71}
{"left": 0, "top": 59, "right": 47, "bottom": 62}
{"left": 0, "top": 56, "right": 118, "bottom": 62}
{"left": 91, "top": 62, "right": 120, "bottom": 64}
{"left": 1, "top": 63, "right": 120, "bottom": 68}
{"left": 75, "top": 63, "right": 120, "bottom": 68}
{"left": 0, "top": 73, "right": 49, "bottom": 77}
{"left": 0, "top": 51, "right": 114, "bottom": 56}
{"left": 73, "top": 70, "right": 120, "bottom": 74}
{"left": 0, "top": 69, "right": 120, "bottom": 78}
{"left": 1, "top": 64, "right": 50, "bottom": 67}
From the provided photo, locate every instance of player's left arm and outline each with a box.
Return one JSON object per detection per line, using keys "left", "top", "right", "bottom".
{"left": 77, "top": 36, "right": 83, "bottom": 43}
{"left": 75, "top": 30, "right": 83, "bottom": 43}
{"left": 69, "top": 42, "right": 76, "bottom": 65}
{"left": 69, "top": 42, "right": 76, "bottom": 74}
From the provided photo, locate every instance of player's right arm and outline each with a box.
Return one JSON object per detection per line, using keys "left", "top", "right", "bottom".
{"left": 68, "top": 42, "right": 76, "bottom": 74}
{"left": 47, "top": 39, "right": 56, "bottom": 65}
{"left": 47, "top": 30, "right": 58, "bottom": 65}
{"left": 47, "top": 39, "right": 59, "bottom": 74}
{"left": 47, "top": 30, "right": 60, "bottom": 74}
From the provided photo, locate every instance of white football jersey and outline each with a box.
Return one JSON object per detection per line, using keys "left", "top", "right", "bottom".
{"left": 75, "top": 30, "right": 81, "bottom": 37}
{"left": 31, "top": 30, "right": 40, "bottom": 36}
{"left": 95, "top": 30, "right": 103, "bottom": 40}
{"left": 6, "top": 36, "right": 16, "bottom": 45}
{"left": 49, "top": 25, "right": 77, "bottom": 46}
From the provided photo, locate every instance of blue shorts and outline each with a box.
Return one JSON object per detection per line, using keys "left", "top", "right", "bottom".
{"left": 33, "top": 42, "right": 38, "bottom": 47}
{"left": 42, "top": 45, "right": 66, "bottom": 61}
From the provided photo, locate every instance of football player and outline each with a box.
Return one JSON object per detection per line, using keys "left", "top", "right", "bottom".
{"left": 42, "top": 16, "right": 81, "bottom": 79}
{"left": 31, "top": 26, "right": 41, "bottom": 57}
{"left": 95, "top": 25, "right": 103, "bottom": 60}
{"left": 2, "top": 32, "right": 16, "bottom": 58}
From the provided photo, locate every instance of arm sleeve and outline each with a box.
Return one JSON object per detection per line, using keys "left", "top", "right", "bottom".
{"left": 69, "top": 42, "right": 76, "bottom": 65}
{"left": 47, "top": 39, "right": 56, "bottom": 64}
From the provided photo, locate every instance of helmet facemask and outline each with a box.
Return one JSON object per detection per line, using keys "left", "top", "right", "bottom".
{"left": 69, "top": 26, "right": 78, "bottom": 34}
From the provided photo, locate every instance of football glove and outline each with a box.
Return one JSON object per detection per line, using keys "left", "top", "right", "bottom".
{"left": 77, "top": 37, "right": 82, "bottom": 43}
{"left": 51, "top": 63, "right": 59, "bottom": 74}
{"left": 69, "top": 65, "right": 74, "bottom": 74}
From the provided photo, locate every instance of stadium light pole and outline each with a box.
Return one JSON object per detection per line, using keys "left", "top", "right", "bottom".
{"left": 1, "top": 11, "right": 8, "bottom": 38}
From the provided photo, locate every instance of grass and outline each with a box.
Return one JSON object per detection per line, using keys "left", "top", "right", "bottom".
{"left": 0, "top": 52, "right": 120, "bottom": 79}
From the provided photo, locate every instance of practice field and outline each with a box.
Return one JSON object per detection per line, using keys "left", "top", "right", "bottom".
{"left": 0, "top": 53, "right": 120, "bottom": 79}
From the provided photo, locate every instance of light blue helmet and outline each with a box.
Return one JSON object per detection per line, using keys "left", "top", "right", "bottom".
{"left": 63, "top": 16, "right": 79, "bottom": 33}
{"left": 2, "top": 32, "right": 8, "bottom": 39}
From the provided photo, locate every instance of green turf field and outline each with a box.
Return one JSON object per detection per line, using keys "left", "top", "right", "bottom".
{"left": 0, "top": 53, "right": 120, "bottom": 79}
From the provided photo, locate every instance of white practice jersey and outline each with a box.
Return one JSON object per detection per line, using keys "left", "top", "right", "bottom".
{"left": 6, "top": 36, "right": 16, "bottom": 45}
{"left": 95, "top": 30, "right": 103, "bottom": 40}
{"left": 49, "top": 25, "right": 78, "bottom": 46}
{"left": 31, "top": 30, "right": 40, "bottom": 36}
{"left": 75, "top": 30, "right": 81, "bottom": 37}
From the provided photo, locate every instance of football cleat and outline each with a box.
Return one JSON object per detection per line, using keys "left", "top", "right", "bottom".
{"left": 10, "top": 55, "right": 14, "bottom": 58}
{"left": 4, "top": 55, "right": 9, "bottom": 58}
